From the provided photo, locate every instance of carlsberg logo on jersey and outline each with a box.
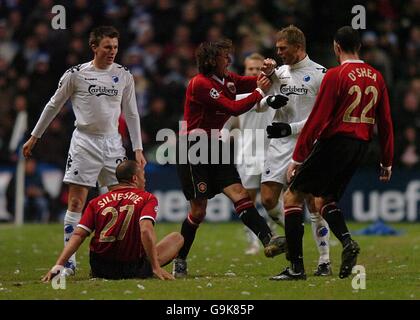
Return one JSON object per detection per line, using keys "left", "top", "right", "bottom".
{"left": 88, "top": 85, "right": 118, "bottom": 97}
{"left": 280, "top": 84, "right": 308, "bottom": 96}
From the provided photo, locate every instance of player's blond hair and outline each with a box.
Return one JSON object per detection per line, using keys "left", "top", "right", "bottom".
{"left": 244, "top": 53, "right": 264, "bottom": 63}
{"left": 276, "top": 25, "right": 306, "bottom": 50}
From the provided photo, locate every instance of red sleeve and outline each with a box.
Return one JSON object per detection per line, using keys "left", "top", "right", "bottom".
{"left": 293, "top": 70, "right": 338, "bottom": 163}
{"left": 229, "top": 72, "right": 258, "bottom": 94}
{"left": 139, "top": 194, "right": 158, "bottom": 224}
{"left": 78, "top": 201, "right": 96, "bottom": 233}
{"left": 192, "top": 76, "right": 263, "bottom": 116}
{"left": 376, "top": 78, "right": 394, "bottom": 167}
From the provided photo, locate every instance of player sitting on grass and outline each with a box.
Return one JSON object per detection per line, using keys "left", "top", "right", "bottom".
{"left": 42, "top": 160, "right": 183, "bottom": 281}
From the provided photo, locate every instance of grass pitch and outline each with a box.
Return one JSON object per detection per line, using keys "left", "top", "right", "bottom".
{"left": 0, "top": 222, "right": 419, "bottom": 300}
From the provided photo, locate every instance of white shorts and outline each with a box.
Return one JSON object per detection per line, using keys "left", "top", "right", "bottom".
{"left": 237, "top": 159, "right": 264, "bottom": 190}
{"left": 63, "top": 130, "right": 127, "bottom": 188}
{"left": 261, "top": 137, "right": 297, "bottom": 186}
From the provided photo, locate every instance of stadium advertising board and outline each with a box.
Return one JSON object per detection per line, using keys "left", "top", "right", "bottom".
{"left": 146, "top": 165, "right": 420, "bottom": 222}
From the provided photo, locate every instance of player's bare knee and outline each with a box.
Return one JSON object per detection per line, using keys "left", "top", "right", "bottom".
{"left": 315, "top": 197, "right": 333, "bottom": 212}
{"left": 190, "top": 199, "right": 207, "bottom": 217}
{"left": 237, "top": 189, "right": 250, "bottom": 201}
{"left": 260, "top": 183, "right": 281, "bottom": 210}
{"left": 223, "top": 183, "right": 249, "bottom": 203}
{"left": 283, "top": 189, "right": 303, "bottom": 207}
{"left": 262, "top": 196, "right": 277, "bottom": 211}
{"left": 171, "top": 232, "right": 184, "bottom": 247}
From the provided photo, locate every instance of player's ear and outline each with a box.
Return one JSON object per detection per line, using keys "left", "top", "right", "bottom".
{"left": 132, "top": 174, "right": 138, "bottom": 184}
{"left": 333, "top": 41, "right": 341, "bottom": 55}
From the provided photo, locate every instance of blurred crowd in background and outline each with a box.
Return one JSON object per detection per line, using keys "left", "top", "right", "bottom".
{"left": 0, "top": 0, "right": 419, "bottom": 221}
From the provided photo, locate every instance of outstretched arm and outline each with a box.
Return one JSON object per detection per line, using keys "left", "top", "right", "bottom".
{"left": 41, "top": 227, "right": 89, "bottom": 282}
{"left": 193, "top": 74, "right": 271, "bottom": 116}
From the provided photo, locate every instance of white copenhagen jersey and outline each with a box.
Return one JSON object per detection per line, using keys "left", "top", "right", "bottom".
{"left": 259, "top": 55, "right": 326, "bottom": 185}
{"left": 230, "top": 93, "right": 275, "bottom": 189}
{"left": 31, "top": 61, "right": 142, "bottom": 151}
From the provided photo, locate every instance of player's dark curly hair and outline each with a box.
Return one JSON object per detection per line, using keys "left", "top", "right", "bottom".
{"left": 116, "top": 160, "right": 139, "bottom": 184}
{"left": 334, "top": 26, "right": 361, "bottom": 53}
{"left": 89, "top": 26, "right": 120, "bottom": 47}
{"left": 196, "top": 39, "right": 232, "bottom": 75}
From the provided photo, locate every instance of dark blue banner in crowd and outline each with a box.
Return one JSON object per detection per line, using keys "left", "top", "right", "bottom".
{"left": 145, "top": 164, "right": 420, "bottom": 222}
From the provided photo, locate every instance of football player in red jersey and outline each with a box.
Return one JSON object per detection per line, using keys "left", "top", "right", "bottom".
{"left": 270, "top": 26, "right": 394, "bottom": 281}
{"left": 173, "top": 39, "right": 287, "bottom": 278}
{"left": 42, "top": 160, "right": 183, "bottom": 281}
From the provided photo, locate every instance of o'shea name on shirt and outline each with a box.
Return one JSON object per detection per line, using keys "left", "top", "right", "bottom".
{"left": 348, "top": 67, "right": 377, "bottom": 82}
{"left": 97, "top": 192, "right": 144, "bottom": 208}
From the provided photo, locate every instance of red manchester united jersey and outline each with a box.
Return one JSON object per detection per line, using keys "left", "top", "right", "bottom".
{"left": 181, "top": 72, "right": 263, "bottom": 135}
{"left": 293, "top": 60, "right": 394, "bottom": 166}
{"left": 78, "top": 187, "right": 158, "bottom": 262}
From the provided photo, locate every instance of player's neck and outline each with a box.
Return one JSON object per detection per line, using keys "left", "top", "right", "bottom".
{"left": 295, "top": 52, "right": 307, "bottom": 64}
{"left": 113, "top": 183, "right": 138, "bottom": 190}
{"left": 339, "top": 53, "right": 360, "bottom": 64}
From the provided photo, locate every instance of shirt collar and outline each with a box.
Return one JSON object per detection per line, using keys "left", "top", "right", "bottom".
{"left": 289, "top": 55, "right": 310, "bottom": 69}
{"left": 341, "top": 59, "right": 364, "bottom": 65}
{"left": 211, "top": 74, "right": 225, "bottom": 85}
{"left": 90, "top": 60, "right": 113, "bottom": 71}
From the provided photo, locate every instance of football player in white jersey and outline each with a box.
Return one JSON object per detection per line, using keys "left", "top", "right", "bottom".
{"left": 23, "top": 26, "right": 146, "bottom": 276}
{"left": 230, "top": 53, "right": 277, "bottom": 255}
{"left": 258, "top": 25, "right": 332, "bottom": 276}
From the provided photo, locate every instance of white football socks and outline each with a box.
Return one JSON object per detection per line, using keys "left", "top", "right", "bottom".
{"left": 310, "top": 212, "right": 330, "bottom": 265}
{"left": 63, "top": 210, "right": 82, "bottom": 268}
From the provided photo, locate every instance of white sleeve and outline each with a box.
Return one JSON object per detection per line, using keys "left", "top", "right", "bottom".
{"left": 290, "top": 118, "right": 308, "bottom": 135}
{"left": 255, "top": 96, "right": 269, "bottom": 113}
{"left": 121, "top": 73, "right": 143, "bottom": 151}
{"left": 31, "top": 71, "right": 74, "bottom": 138}
{"left": 315, "top": 68, "right": 326, "bottom": 94}
{"left": 255, "top": 70, "right": 280, "bottom": 113}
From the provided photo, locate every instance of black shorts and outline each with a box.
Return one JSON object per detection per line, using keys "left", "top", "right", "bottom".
{"left": 290, "top": 135, "right": 369, "bottom": 201}
{"left": 89, "top": 252, "right": 153, "bottom": 280}
{"left": 176, "top": 136, "right": 241, "bottom": 200}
